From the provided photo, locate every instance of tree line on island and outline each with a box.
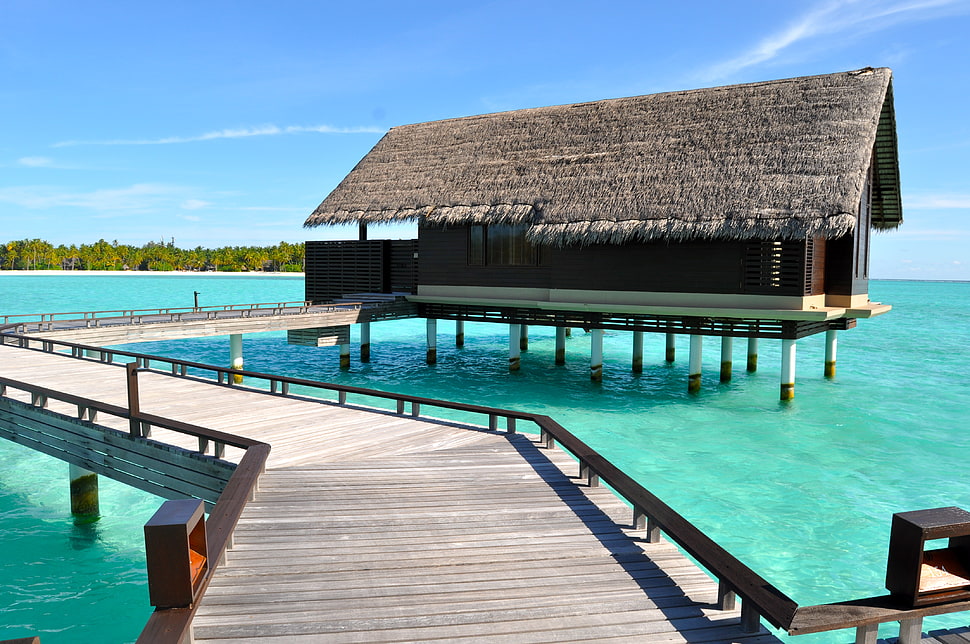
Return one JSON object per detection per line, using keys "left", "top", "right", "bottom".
{"left": 2, "top": 239, "right": 306, "bottom": 272}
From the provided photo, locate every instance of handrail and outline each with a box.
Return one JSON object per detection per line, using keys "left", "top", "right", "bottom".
{"left": 1, "top": 331, "right": 968, "bottom": 642}
{"left": 0, "top": 300, "right": 317, "bottom": 324}
{"left": 0, "top": 358, "right": 269, "bottom": 644}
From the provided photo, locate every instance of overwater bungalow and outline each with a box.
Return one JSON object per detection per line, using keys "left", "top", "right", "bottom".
{"left": 303, "top": 67, "right": 902, "bottom": 398}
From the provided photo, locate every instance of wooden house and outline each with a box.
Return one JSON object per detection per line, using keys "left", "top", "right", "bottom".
{"left": 303, "top": 68, "right": 902, "bottom": 398}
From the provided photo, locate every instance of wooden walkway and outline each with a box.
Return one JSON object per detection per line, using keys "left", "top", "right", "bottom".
{"left": 0, "top": 344, "right": 784, "bottom": 642}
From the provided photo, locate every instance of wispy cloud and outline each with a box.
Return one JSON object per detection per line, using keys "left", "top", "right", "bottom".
{"left": 904, "top": 194, "right": 970, "bottom": 209}
{"left": 0, "top": 183, "right": 196, "bottom": 213}
{"left": 17, "top": 156, "right": 55, "bottom": 167}
{"left": 53, "top": 124, "right": 385, "bottom": 147}
{"left": 700, "top": 0, "right": 969, "bottom": 81}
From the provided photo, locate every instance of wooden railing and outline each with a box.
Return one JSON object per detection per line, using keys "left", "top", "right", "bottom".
{"left": 0, "top": 339, "right": 269, "bottom": 644}
{"left": 0, "top": 299, "right": 371, "bottom": 335}
{"left": 1, "top": 330, "right": 967, "bottom": 643}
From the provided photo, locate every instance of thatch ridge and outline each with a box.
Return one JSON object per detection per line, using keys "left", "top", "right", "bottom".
{"left": 306, "top": 68, "right": 901, "bottom": 245}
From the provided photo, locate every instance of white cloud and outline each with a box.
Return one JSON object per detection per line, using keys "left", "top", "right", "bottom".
{"left": 52, "top": 124, "right": 385, "bottom": 147}
{"left": 904, "top": 194, "right": 970, "bottom": 209}
{"left": 0, "top": 183, "right": 192, "bottom": 213}
{"left": 17, "top": 156, "right": 55, "bottom": 167}
{"left": 700, "top": 0, "right": 969, "bottom": 81}
{"left": 181, "top": 199, "right": 211, "bottom": 210}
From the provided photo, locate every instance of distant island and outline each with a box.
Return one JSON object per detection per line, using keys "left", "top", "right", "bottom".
{"left": 2, "top": 239, "right": 304, "bottom": 272}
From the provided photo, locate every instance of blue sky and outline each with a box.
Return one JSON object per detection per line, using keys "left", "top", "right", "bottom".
{"left": 1, "top": 0, "right": 968, "bottom": 279}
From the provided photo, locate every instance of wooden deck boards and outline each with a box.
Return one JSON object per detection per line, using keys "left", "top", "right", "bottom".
{"left": 0, "top": 344, "right": 781, "bottom": 643}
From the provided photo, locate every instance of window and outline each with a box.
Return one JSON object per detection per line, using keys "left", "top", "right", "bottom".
{"left": 468, "top": 224, "right": 538, "bottom": 266}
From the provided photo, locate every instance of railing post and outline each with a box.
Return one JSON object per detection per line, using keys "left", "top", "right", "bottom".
{"left": 507, "top": 418, "right": 516, "bottom": 434}
{"left": 397, "top": 400, "right": 405, "bottom": 414}
{"left": 411, "top": 402, "right": 420, "bottom": 417}
{"left": 898, "top": 617, "right": 923, "bottom": 644}
{"left": 855, "top": 623, "right": 878, "bottom": 644}
{"left": 338, "top": 391, "right": 347, "bottom": 405}
{"left": 717, "top": 581, "right": 737, "bottom": 611}
{"left": 740, "top": 601, "right": 761, "bottom": 633}
{"left": 127, "top": 362, "right": 142, "bottom": 437}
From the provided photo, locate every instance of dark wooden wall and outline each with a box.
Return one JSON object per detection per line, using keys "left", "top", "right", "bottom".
{"left": 305, "top": 240, "right": 418, "bottom": 302}
{"left": 418, "top": 227, "right": 823, "bottom": 296}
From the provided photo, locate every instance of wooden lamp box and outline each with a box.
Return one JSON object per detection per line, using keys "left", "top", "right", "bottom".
{"left": 144, "top": 498, "right": 209, "bottom": 609}
{"left": 886, "top": 507, "right": 970, "bottom": 607}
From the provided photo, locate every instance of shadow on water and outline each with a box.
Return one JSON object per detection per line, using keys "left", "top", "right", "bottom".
{"left": 69, "top": 515, "right": 102, "bottom": 550}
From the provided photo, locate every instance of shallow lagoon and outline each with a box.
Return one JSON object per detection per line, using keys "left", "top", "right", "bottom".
{"left": 1, "top": 274, "right": 968, "bottom": 642}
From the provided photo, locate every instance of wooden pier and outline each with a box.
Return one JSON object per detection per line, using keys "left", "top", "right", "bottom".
{"left": 4, "top": 331, "right": 970, "bottom": 643}
{"left": 0, "top": 341, "right": 777, "bottom": 643}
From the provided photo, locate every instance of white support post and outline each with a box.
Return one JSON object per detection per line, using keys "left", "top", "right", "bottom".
{"left": 688, "top": 335, "right": 703, "bottom": 393}
{"left": 665, "top": 333, "right": 676, "bottom": 363}
{"left": 455, "top": 320, "right": 464, "bottom": 348}
{"left": 339, "top": 342, "right": 351, "bottom": 369}
{"left": 360, "top": 322, "right": 371, "bottom": 363}
{"left": 426, "top": 318, "right": 437, "bottom": 365}
{"left": 824, "top": 329, "right": 837, "bottom": 379}
{"left": 632, "top": 331, "right": 644, "bottom": 373}
{"left": 747, "top": 337, "right": 759, "bottom": 372}
{"left": 229, "top": 333, "right": 244, "bottom": 384}
{"left": 69, "top": 463, "right": 99, "bottom": 521}
{"left": 509, "top": 324, "right": 521, "bottom": 371}
{"left": 519, "top": 324, "right": 529, "bottom": 351}
{"left": 720, "top": 336, "right": 733, "bottom": 382}
{"left": 780, "top": 339, "right": 797, "bottom": 401}
{"left": 555, "top": 327, "right": 566, "bottom": 365}
{"left": 590, "top": 329, "right": 604, "bottom": 382}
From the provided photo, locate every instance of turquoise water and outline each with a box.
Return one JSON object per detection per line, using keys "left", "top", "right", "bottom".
{"left": 1, "top": 274, "right": 969, "bottom": 642}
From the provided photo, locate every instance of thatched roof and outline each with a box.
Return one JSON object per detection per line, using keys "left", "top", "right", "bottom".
{"left": 305, "top": 68, "right": 901, "bottom": 246}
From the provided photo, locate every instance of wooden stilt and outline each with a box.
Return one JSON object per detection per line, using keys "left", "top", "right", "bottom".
{"left": 565, "top": 327, "right": 572, "bottom": 338}
{"left": 519, "top": 324, "right": 529, "bottom": 351}
{"left": 555, "top": 327, "right": 566, "bottom": 365}
{"left": 688, "top": 335, "right": 702, "bottom": 393}
{"left": 426, "top": 319, "right": 437, "bottom": 365}
{"left": 360, "top": 322, "right": 371, "bottom": 363}
{"left": 747, "top": 337, "right": 758, "bottom": 372}
{"left": 509, "top": 324, "right": 521, "bottom": 371}
{"left": 455, "top": 320, "right": 464, "bottom": 348}
{"left": 665, "top": 333, "right": 676, "bottom": 362}
{"left": 632, "top": 331, "right": 643, "bottom": 373}
{"left": 720, "top": 336, "right": 733, "bottom": 382}
{"left": 590, "top": 329, "right": 603, "bottom": 381}
{"left": 70, "top": 463, "right": 99, "bottom": 521}
{"left": 824, "top": 329, "right": 837, "bottom": 378}
{"left": 229, "top": 333, "right": 244, "bottom": 383}
{"left": 780, "top": 339, "right": 796, "bottom": 401}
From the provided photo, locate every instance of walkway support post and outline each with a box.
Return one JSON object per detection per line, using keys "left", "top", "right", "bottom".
{"left": 229, "top": 333, "right": 244, "bottom": 384}
{"left": 590, "top": 329, "right": 604, "bottom": 382}
{"left": 360, "top": 322, "right": 371, "bottom": 363}
{"left": 781, "top": 339, "right": 797, "bottom": 401}
{"left": 509, "top": 324, "right": 521, "bottom": 371}
{"left": 665, "top": 333, "right": 676, "bottom": 363}
{"left": 520, "top": 325, "right": 529, "bottom": 351}
{"left": 360, "top": 322, "right": 370, "bottom": 362}
{"left": 69, "top": 463, "right": 99, "bottom": 522}
{"left": 455, "top": 320, "right": 464, "bottom": 348}
{"left": 632, "top": 331, "right": 643, "bottom": 373}
{"left": 339, "top": 342, "right": 351, "bottom": 369}
{"left": 747, "top": 337, "right": 759, "bottom": 372}
{"left": 688, "top": 335, "right": 702, "bottom": 393}
{"left": 824, "top": 329, "right": 837, "bottom": 379}
{"left": 425, "top": 318, "right": 437, "bottom": 365}
{"left": 720, "top": 336, "right": 733, "bottom": 382}
{"left": 555, "top": 327, "right": 566, "bottom": 365}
